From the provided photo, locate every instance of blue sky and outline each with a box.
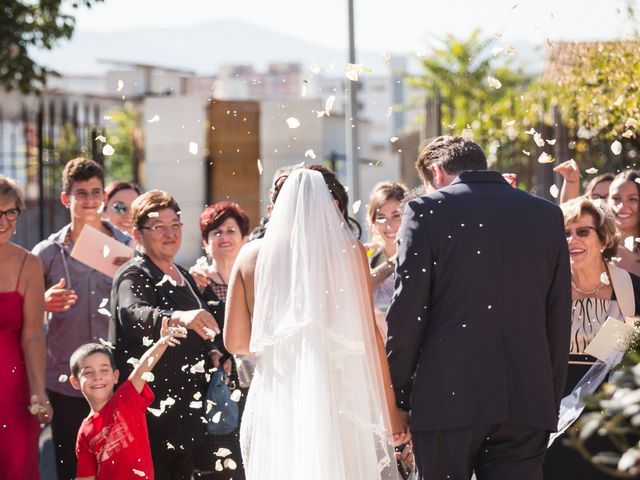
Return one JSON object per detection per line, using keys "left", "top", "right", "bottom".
{"left": 72, "top": 0, "right": 627, "bottom": 54}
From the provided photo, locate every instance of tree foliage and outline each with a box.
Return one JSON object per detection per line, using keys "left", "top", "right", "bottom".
{"left": 408, "top": 29, "right": 533, "bottom": 172}
{"left": 0, "top": 0, "right": 103, "bottom": 94}
{"left": 103, "top": 105, "right": 143, "bottom": 183}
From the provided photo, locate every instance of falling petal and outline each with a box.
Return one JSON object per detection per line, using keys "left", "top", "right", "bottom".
{"left": 215, "top": 448, "right": 232, "bottom": 457}
{"left": 546, "top": 139, "right": 557, "bottom": 145}
{"left": 215, "top": 460, "right": 223, "bottom": 471}
{"left": 189, "top": 142, "right": 199, "bottom": 155}
{"left": 190, "top": 359, "right": 206, "bottom": 374}
{"left": 325, "top": 95, "right": 336, "bottom": 116}
{"left": 487, "top": 76, "right": 502, "bottom": 89}
{"left": 224, "top": 459, "right": 237, "bottom": 470}
{"left": 345, "top": 63, "right": 371, "bottom": 82}
{"left": 58, "top": 374, "right": 68, "bottom": 383}
{"left": 166, "top": 442, "right": 175, "bottom": 450}
{"left": 525, "top": 128, "right": 536, "bottom": 135}
{"left": 96, "top": 202, "right": 105, "bottom": 214}
{"left": 103, "top": 245, "right": 110, "bottom": 258}
{"left": 537, "top": 152, "right": 555, "bottom": 164}
{"left": 511, "top": 3, "right": 518, "bottom": 9}
{"left": 614, "top": 95, "right": 625, "bottom": 107}
{"left": 533, "top": 133, "right": 545, "bottom": 147}
{"left": 156, "top": 275, "right": 177, "bottom": 287}
{"left": 212, "top": 411, "right": 222, "bottom": 423}
{"left": 624, "top": 236, "right": 635, "bottom": 252}
{"left": 611, "top": 140, "right": 623, "bottom": 156}
{"left": 147, "top": 212, "right": 160, "bottom": 218}
{"left": 316, "top": 111, "right": 326, "bottom": 118}
{"left": 148, "top": 115, "right": 160, "bottom": 123}
{"left": 352, "top": 200, "right": 362, "bottom": 214}
{"left": 257, "top": 159, "right": 263, "bottom": 175}
{"left": 522, "top": 150, "right": 530, "bottom": 156}
{"left": 102, "top": 144, "right": 115, "bottom": 156}
{"left": 142, "top": 336, "right": 153, "bottom": 347}
{"left": 132, "top": 469, "right": 146, "bottom": 478}
{"left": 99, "top": 338, "right": 115, "bottom": 349}
{"left": 126, "top": 357, "right": 140, "bottom": 366}
{"left": 99, "top": 298, "right": 108, "bottom": 308}
{"left": 622, "top": 130, "right": 634, "bottom": 139}
{"left": 390, "top": 136, "right": 399, "bottom": 143}
{"left": 625, "top": 118, "right": 638, "bottom": 128}
{"left": 193, "top": 391, "right": 202, "bottom": 401}
{"left": 189, "top": 400, "right": 203, "bottom": 409}
{"left": 117, "top": 79, "right": 124, "bottom": 92}
{"left": 549, "top": 184, "right": 559, "bottom": 199}
{"left": 310, "top": 62, "right": 324, "bottom": 75}
{"left": 97, "top": 308, "right": 111, "bottom": 317}
{"left": 585, "top": 167, "right": 598, "bottom": 174}
{"left": 95, "top": 135, "right": 106, "bottom": 143}
{"left": 286, "top": 117, "right": 301, "bottom": 128}
{"left": 382, "top": 52, "right": 391, "bottom": 61}
{"left": 230, "top": 389, "right": 242, "bottom": 402}
{"left": 141, "top": 372, "right": 155, "bottom": 382}
{"left": 601, "top": 271, "right": 610, "bottom": 285}
{"left": 304, "top": 149, "right": 316, "bottom": 159}
{"left": 491, "top": 47, "right": 504, "bottom": 57}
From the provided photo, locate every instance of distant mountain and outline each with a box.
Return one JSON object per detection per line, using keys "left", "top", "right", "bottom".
{"left": 29, "top": 19, "right": 544, "bottom": 77}
{"left": 30, "top": 19, "right": 392, "bottom": 76}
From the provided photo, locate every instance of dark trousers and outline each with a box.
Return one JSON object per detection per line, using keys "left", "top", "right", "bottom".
{"left": 47, "top": 389, "right": 90, "bottom": 480}
{"left": 413, "top": 425, "right": 549, "bottom": 480}
{"left": 151, "top": 437, "right": 196, "bottom": 480}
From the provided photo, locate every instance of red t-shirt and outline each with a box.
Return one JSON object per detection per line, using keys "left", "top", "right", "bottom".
{"left": 76, "top": 379, "right": 155, "bottom": 479}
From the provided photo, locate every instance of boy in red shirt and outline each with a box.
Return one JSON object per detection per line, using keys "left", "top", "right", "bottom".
{"left": 71, "top": 318, "right": 186, "bottom": 480}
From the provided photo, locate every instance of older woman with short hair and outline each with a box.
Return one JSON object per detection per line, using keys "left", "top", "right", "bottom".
{"left": 110, "top": 189, "right": 220, "bottom": 480}
{"left": 544, "top": 197, "right": 640, "bottom": 480}
{"left": 0, "top": 176, "right": 51, "bottom": 479}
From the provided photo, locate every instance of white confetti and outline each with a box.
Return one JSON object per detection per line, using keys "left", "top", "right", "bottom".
{"left": 614, "top": 95, "right": 625, "bottom": 107}
{"left": 147, "top": 407, "right": 164, "bottom": 417}
{"left": 211, "top": 411, "right": 222, "bottom": 423}
{"left": 304, "top": 149, "right": 316, "bottom": 159}
{"left": 549, "top": 184, "right": 559, "bottom": 199}
{"left": 352, "top": 200, "right": 362, "bottom": 215}
{"left": 230, "top": 389, "right": 242, "bottom": 402}
{"left": 611, "top": 140, "right": 623, "bottom": 156}
{"left": 58, "top": 374, "right": 68, "bottom": 383}
{"left": 166, "top": 442, "right": 175, "bottom": 450}
{"left": 99, "top": 298, "right": 108, "bottom": 308}
{"left": 310, "top": 62, "right": 324, "bottom": 75}
{"left": 190, "top": 359, "right": 206, "bottom": 374}
{"left": 141, "top": 372, "right": 155, "bottom": 382}
{"left": 193, "top": 391, "right": 202, "bottom": 401}
{"left": 132, "top": 469, "right": 146, "bottom": 477}
{"left": 325, "top": 95, "right": 336, "bottom": 116}
{"left": 102, "top": 144, "right": 115, "bottom": 156}
{"left": 103, "top": 115, "right": 112, "bottom": 120}
{"left": 103, "top": 245, "right": 110, "bottom": 258}
{"left": 286, "top": 117, "right": 301, "bottom": 128}
{"left": 546, "top": 139, "right": 557, "bottom": 145}
{"left": 96, "top": 202, "right": 105, "bottom": 215}
{"left": 601, "top": 271, "right": 610, "bottom": 285}
{"left": 97, "top": 308, "right": 111, "bottom": 317}
{"left": 533, "top": 133, "right": 545, "bottom": 147}
{"left": 626, "top": 118, "right": 638, "bottom": 128}
{"left": 147, "top": 115, "right": 160, "bottom": 123}
{"left": 188, "top": 142, "right": 199, "bottom": 155}
{"left": 316, "top": 110, "right": 326, "bottom": 118}
{"left": 522, "top": 150, "right": 530, "bottom": 156}
{"left": 214, "top": 448, "right": 232, "bottom": 457}
{"left": 117, "top": 79, "right": 124, "bottom": 92}
{"left": 142, "top": 336, "right": 153, "bottom": 347}
{"left": 95, "top": 135, "right": 106, "bottom": 143}
{"left": 345, "top": 63, "right": 371, "bottom": 82}
{"left": 585, "top": 167, "right": 598, "bottom": 174}
{"left": 390, "top": 136, "right": 399, "bottom": 143}
{"left": 147, "top": 211, "right": 160, "bottom": 218}
{"left": 189, "top": 400, "right": 203, "bottom": 409}
{"left": 156, "top": 275, "right": 177, "bottom": 287}
{"left": 224, "top": 458, "right": 237, "bottom": 470}
{"left": 525, "top": 128, "right": 536, "bottom": 135}
{"left": 99, "top": 338, "right": 114, "bottom": 349}
{"left": 491, "top": 47, "right": 504, "bottom": 57}
{"left": 622, "top": 130, "right": 634, "bottom": 139}
{"left": 257, "top": 159, "right": 263, "bottom": 175}
{"left": 215, "top": 459, "right": 223, "bottom": 471}
{"left": 163, "top": 396, "right": 175, "bottom": 406}
{"left": 126, "top": 357, "right": 140, "bottom": 367}
{"left": 487, "top": 76, "right": 502, "bottom": 89}
{"left": 382, "top": 52, "right": 391, "bottom": 61}
{"left": 537, "top": 152, "right": 555, "bottom": 164}
{"left": 624, "top": 236, "right": 636, "bottom": 252}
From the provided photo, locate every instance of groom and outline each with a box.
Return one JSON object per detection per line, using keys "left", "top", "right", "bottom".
{"left": 386, "top": 136, "right": 571, "bottom": 479}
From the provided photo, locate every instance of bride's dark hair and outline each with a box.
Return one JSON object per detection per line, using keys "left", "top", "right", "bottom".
{"left": 271, "top": 164, "right": 361, "bottom": 238}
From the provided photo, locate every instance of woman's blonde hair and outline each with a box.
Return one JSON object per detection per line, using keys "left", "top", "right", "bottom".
{"left": 561, "top": 197, "right": 619, "bottom": 261}
{"left": 366, "top": 182, "right": 407, "bottom": 245}
{"left": 0, "top": 175, "right": 25, "bottom": 210}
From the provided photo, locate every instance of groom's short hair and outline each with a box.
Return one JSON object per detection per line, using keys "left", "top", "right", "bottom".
{"left": 415, "top": 136, "right": 487, "bottom": 183}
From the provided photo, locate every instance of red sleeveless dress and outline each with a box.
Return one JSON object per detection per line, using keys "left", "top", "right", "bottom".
{"left": 0, "top": 253, "right": 40, "bottom": 479}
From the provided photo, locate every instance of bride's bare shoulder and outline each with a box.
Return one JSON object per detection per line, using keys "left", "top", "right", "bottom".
{"left": 236, "top": 239, "right": 261, "bottom": 273}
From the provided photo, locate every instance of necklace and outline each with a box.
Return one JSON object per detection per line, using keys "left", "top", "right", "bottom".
{"left": 571, "top": 280, "right": 604, "bottom": 296}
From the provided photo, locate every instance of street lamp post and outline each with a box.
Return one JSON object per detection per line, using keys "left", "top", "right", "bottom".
{"left": 345, "top": 0, "right": 360, "bottom": 205}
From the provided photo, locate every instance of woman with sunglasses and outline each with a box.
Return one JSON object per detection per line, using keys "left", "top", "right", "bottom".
{"left": 0, "top": 176, "right": 52, "bottom": 479}
{"left": 544, "top": 197, "right": 640, "bottom": 480}
{"left": 103, "top": 181, "right": 142, "bottom": 234}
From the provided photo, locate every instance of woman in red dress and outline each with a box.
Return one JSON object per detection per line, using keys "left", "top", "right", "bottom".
{"left": 0, "top": 176, "right": 52, "bottom": 479}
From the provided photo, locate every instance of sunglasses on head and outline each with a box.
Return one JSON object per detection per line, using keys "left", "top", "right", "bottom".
{"left": 565, "top": 226, "right": 596, "bottom": 238}
{"left": 111, "top": 201, "right": 128, "bottom": 214}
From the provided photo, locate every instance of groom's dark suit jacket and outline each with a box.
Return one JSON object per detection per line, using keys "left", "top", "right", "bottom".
{"left": 386, "top": 170, "right": 571, "bottom": 432}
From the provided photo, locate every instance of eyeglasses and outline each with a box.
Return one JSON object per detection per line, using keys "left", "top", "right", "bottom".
{"left": 0, "top": 208, "right": 20, "bottom": 221}
{"left": 210, "top": 227, "right": 238, "bottom": 238}
{"left": 565, "top": 226, "right": 596, "bottom": 238}
{"left": 111, "top": 201, "right": 128, "bottom": 214}
{"left": 71, "top": 188, "right": 104, "bottom": 201}
{"left": 140, "top": 223, "right": 183, "bottom": 235}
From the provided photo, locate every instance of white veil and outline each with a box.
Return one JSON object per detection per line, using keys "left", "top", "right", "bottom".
{"left": 242, "top": 168, "right": 399, "bottom": 480}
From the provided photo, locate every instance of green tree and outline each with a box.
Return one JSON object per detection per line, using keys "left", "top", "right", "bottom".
{"left": 102, "top": 105, "right": 143, "bottom": 184}
{"left": 408, "top": 29, "right": 532, "bottom": 173}
{"left": 0, "top": 0, "right": 104, "bottom": 94}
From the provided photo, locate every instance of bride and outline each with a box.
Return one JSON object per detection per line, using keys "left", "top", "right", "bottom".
{"left": 224, "top": 165, "right": 408, "bottom": 479}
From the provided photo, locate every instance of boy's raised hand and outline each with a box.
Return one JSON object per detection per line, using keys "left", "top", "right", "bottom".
{"left": 161, "top": 316, "right": 188, "bottom": 347}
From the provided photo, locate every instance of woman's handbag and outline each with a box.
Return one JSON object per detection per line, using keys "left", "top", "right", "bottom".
{"left": 205, "top": 368, "right": 239, "bottom": 435}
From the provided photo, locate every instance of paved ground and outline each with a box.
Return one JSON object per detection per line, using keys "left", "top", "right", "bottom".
{"left": 39, "top": 425, "right": 57, "bottom": 480}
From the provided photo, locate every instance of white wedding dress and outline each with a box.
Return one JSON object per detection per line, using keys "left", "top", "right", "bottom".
{"left": 240, "top": 169, "right": 399, "bottom": 480}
